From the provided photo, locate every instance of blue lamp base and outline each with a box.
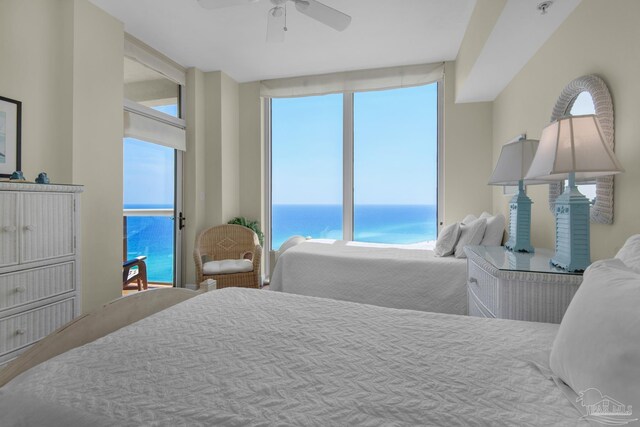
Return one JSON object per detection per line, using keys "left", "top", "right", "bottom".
{"left": 505, "top": 180, "right": 534, "bottom": 253}
{"left": 551, "top": 173, "right": 591, "bottom": 272}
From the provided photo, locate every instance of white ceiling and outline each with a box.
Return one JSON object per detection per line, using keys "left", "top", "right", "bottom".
{"left": 89, "top": 0, "right": 476, "bottom": 83}
{"left": 456, "top": 0, "right": 582, "bottom": 103}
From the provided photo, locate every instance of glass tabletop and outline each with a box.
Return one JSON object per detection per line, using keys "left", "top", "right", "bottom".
{"left": 466, "top": 246, "right": 583, "bottom": 276}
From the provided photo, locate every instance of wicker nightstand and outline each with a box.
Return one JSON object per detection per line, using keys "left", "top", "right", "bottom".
{"left": 464, "top": 246, "right": 583, "bottom": 323}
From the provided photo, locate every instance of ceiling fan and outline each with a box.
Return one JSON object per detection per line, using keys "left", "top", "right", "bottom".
{"left": 197, "top": 0, "right": 352, "bottom": 42}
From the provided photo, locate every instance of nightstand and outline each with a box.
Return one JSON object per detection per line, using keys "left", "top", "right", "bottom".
{"left": 464, "top": 246, "right": 583, "bottom": 323}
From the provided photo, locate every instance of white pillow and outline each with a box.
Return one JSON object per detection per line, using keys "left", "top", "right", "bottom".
{"left": 203, "top": 259, "right": 253, "bottom": 275}
{"left": 549, "top": 259, "right": 640, "bottom": 415}
{"left": 461, "top": 214, "right": 477, "bottom": 224}
{"left": 454, "top": 218, "right": 487, "bottom": 259}
{"left": 479, "top": 212, "right": 506, "bottom": 246}
{"left": 615, "top": 234, "right": 640, "bottom": 274}
{"left": 278, "top": 235, "right": 307, "bottom": 254}
{"left": 434, "top": 223, "right": 461, "bottom": 257}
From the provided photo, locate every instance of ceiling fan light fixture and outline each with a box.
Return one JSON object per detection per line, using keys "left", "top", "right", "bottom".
{"left": 270, "top": 6, "right": 283, "bottom": 17}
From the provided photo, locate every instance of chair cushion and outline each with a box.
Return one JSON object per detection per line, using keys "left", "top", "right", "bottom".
{"left": 203, "top": 259, "right": 253, "bottom": 275}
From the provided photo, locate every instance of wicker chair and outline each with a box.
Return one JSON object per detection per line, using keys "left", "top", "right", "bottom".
{"left": 194, "top": 224, "right": 262, "bottom": 289}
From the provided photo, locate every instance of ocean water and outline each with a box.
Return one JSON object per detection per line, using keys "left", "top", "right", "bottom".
{"left": 124, "top": 205, "right": 174, "bottom": 284}
{"left": 124, "top": 204, "right": 438, "bottom": 282}
{"left": 272, "top": 204, "right": 437, "bottom": 249}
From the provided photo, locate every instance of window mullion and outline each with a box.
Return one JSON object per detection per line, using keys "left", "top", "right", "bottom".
{"left": 343, "top": 92, "right": 354, "bottom": 241}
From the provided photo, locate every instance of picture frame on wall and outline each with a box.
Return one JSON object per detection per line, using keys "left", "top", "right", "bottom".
{"left": 0, "top": 95, "right": 22, "bottom": 178}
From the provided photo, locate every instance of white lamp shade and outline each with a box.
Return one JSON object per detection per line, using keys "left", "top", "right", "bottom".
{"left": 525, "top": 114, "right": 624, "bottom": 181}
{"left": 488, "top": 139, "right": 542, "bottom": 185}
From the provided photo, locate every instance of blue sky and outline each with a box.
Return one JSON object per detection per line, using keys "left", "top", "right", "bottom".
{"left": 123, "top": 104, "right": 177, "bottom": 208}
{"left": 271, "top": 83, "right": 438, "bottom": 205}
{"left": 124, "top": 87, "right": 440, "bottom": 208}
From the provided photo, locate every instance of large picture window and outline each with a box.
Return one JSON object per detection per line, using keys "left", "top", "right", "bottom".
{"left": 269, "top": 82, "right": 440, "bottom": 251}
{"left": 271, "top": 94, "right": 343, "bottom": 250}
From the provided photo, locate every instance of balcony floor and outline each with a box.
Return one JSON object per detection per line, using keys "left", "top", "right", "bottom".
{"left": 122, "top": 283, "right": 173, "bottom": 297}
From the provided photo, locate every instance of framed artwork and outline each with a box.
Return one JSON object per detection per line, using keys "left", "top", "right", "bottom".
{"left": 0, "top": 95, "right": 22, "bottom": 177}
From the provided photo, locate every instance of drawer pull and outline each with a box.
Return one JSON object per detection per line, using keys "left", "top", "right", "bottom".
{"left": 469, "top": 277, "right": 478, "bottom": 284}
{"left": 24, "top": 225, "right": 36, "bottom": 231}
{"left": 2, "top": 225, "right": 16, "bottom": 232}
{"left": 15, "top": 286, "right": 26, "bottom": 293}
{"left": 15, "top": 329, "right": 26, "bottom": 336}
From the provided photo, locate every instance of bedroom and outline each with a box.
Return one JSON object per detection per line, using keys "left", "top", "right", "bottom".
{"left": 0, "top": 0, "right": 639, "bottom": 425}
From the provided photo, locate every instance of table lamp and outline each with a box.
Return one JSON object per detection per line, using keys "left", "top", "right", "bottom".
{"left": 525, "top": 114, "right": 624, "bottom": 272}
{"left": 488, "top": 138, "right": 541, "bottom": 253}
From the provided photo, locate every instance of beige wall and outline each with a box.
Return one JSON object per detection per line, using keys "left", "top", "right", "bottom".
{"left": 443, "top": 61, "right": 494, "bottom": 225}
{"left": 0, "top": 0, "right": 73, "bottom": 182}
{"left": 454, "top": 0, "right": 506, "bottom": 102}
{"left": 492, "top": 0, "right": 640, "bottom": 259}
{"left": 238, "top": 82, "right": 263, "bottom": 224}
{"left": 183, "top": 68, "right": 207, "bottom": 285}
{"left": 70, "top": 0, "right": 124, "bottom": 311}
{"left": 182, "top": 70, "right": 243, "bottom": 285}
{"left": 0, "top": 0, "right": 124, "bottom": 312}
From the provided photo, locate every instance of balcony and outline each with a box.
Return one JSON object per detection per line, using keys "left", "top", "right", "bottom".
{"left": 123, "top": 208, "right": 174, "bottom": 292}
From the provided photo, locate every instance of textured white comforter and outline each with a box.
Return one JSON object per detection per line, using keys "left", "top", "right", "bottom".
{"left": 270, "top": 240, "right": 468, "bottom": 314}
{"left": 0, "top": 289, "right": 584, "bottom": 426}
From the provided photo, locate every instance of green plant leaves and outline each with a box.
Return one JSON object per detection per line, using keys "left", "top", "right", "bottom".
{"left": 228, "top": 216, "right": 264, "bottom": 247}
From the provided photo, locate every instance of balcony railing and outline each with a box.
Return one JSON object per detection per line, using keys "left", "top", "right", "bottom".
{"left": 123, "top": 208, "right": 174, "bottom": 285}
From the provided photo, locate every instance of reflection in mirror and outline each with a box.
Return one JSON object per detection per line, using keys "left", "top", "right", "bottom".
{"left": 548, "top": 75, "right": 615, "bottom": 224}
{"left": 563, "top": 91, "right": 597, "bottom": 201}
{"left": 569, "top": 91, "right": 595, "bottom": 115}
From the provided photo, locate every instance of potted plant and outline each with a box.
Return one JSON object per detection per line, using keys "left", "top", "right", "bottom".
{"left": 228, "top": 217, "right": 264, "bottom": 247}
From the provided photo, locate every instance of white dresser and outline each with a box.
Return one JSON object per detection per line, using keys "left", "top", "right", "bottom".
{"left": 0, "top": 182, "right": 83, "bottom": 365}
{"left": 464, "top": 246, "right": 583, "bottom": 324}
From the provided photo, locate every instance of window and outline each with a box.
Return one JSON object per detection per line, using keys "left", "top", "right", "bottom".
{"left": 354, "top": 85, "right": 438, "bottom": 243}
{"left": 268, "top": 82, "right": 440, "bottom": 251}
{"left": 271, "top": 94, "right": 343, "bottom": 250}
{"left": 124, "top": 57, "right": 180, "bottom": 118}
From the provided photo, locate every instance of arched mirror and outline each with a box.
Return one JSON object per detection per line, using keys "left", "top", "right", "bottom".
{"left": 548, "top": 75, "right": 615, "bottom": 223}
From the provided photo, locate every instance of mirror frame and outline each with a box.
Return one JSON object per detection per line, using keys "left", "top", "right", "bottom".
{"left": 548, "top": 74, "right": 615, "bottom": 224}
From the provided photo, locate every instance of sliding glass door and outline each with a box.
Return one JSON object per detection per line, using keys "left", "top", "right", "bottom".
{"left": 123, "top": 138, "right": 176, "bottom": 285}
{"left": 122, "top": 50, "right": 185, "bottom": 289}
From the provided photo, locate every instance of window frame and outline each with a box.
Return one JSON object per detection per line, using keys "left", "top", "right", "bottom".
{"left": 263, "top": 81, "right": 443, "bottom": 276}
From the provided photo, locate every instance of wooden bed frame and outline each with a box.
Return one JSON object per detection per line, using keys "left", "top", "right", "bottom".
{"left": 0, "top": 287, "right": 205, "bottom": 387}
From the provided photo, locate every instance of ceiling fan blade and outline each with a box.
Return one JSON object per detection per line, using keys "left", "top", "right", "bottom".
{"left": 197, "top": 0, "right": 260, "bottom": 10}
{"left": 294, "top": 0, "right": 351, "bottom": 31}
{"left": 266, "top": 7, "right": 285, "bottom": 43}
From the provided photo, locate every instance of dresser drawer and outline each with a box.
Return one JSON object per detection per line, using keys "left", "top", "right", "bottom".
{"left": 0, "top": 298, "right": 75, "bottom": 357}
{"left": 467, "top": 259, "right": 499, "bottom": 314}
{"left": 0, "top": 262, "right": 75, "bottom": 312}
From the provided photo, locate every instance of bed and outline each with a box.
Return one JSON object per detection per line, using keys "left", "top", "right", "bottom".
{"left": 270, "top": 239, "right": 468, "bottom": 314}
{"left": 0, "top": 288, "right": 586, "bottom": 426}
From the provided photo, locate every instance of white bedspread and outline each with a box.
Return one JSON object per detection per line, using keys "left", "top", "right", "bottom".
{"left": 0, "top": 289, "right": 584, "bottom": 426}
{"left": 270, "top": 239, "right": 468, "bottom": 314}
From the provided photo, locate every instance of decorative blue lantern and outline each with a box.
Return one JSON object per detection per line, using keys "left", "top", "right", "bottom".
{"left": 525, "top": 115, "right": 624, "bottom": 272}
